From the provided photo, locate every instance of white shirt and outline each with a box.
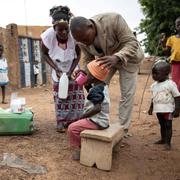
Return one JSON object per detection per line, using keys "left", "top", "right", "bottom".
{"left": 0, "top": 58, "right": 9, "bottom": 84}
{"left": 83, "top": 85, "right": 110, "bottom": 128}
{"left": 33, "top": 64, "right": 39, "bottom": 75}
{"left": 41, "top": 27, "right": 77, "bottom": 82}
{"left": 151, "top": 80, "right": 180, "bottom": 113}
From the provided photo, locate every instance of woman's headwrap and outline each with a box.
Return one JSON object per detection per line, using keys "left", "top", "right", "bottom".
{"left": 50, "top": 6, "right": 73, "bottom": 25}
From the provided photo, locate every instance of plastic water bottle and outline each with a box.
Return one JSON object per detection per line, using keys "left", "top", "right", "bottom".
{"left": 58, "top": 72, "right": 69, "bottom": 99}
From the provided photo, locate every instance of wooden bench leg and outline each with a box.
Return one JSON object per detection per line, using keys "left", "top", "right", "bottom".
{"left": 80, "top": 138, "right": 113, "bottom": 171}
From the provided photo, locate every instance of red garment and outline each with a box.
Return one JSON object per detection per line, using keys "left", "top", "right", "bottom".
{"left": 171, "top": 62, "right": 180, "bottom": 92}
{"left": 163, "top": 113, "right": 173, "bottom": 120}
{"left": 67, "top": 118, "right": 99, "bottom": 148}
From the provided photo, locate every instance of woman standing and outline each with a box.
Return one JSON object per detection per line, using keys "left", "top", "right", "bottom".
{"left": 41, "top": 6, "right": 84, "bottom": 132}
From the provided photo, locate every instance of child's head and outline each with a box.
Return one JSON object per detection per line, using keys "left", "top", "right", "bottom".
{"left": 175, "top": 17, "right": 180, "bottom": 34}
{"left": 152, "top": 59, "right": 171, "bottom": 82}
{"left": 0, "top": 44, "right": 4, "bottom": 57}
{"left": 85, "top": 60, "right": 109, "bottom": 85}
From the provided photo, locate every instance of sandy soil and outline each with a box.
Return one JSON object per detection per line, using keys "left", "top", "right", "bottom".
{"left": 0, "top": 74, "right": 180, "bottom": 180}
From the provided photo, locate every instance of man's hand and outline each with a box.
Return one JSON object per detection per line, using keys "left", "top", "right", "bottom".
{"left": 96, "top": 55, "right": 121, "bottom": 69}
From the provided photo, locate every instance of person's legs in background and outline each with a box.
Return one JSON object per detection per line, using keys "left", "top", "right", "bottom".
{"left": 118, "top": 67, "right": 137, "bottom": 137}
{"left": 171, "top": 62, "right": 180, "bottom": 91}
{"left": 1, "top": 85, "right": 7, "bottom": 104}
{"left": 67, "top": 119, "right": 99, "bottom": 160}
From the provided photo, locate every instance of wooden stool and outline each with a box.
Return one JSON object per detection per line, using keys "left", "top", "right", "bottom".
{"left": 80, "top": 123, "right": 123, "bottom": 171}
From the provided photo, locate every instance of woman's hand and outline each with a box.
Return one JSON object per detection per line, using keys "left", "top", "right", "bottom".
{"left": 55, "top": 69, "right": 62, "bottom": 79}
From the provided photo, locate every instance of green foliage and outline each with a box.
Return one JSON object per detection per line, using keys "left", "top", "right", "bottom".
{"left": 138, "top": 0, "right": 180, "bottom": 55}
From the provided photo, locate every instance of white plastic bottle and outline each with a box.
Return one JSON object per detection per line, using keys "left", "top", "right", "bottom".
{"left": 58, "top": 72, "right": 69, "bottom": 99}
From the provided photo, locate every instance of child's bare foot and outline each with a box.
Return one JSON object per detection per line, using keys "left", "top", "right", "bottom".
{"left": 2, "top": 101, "right": 8, "bottom": 104}
{"left": 154, "top": 139, "right": 165, "bottom": 144}
{"left": 72, "top": 149, "right": 80, "bottom": 161}
{"left": 164, "top": 144, "right": 171, "bottom": 151}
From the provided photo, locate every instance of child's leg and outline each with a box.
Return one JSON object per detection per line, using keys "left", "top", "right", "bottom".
{"left": 164, "top": 120, "right": 172, "bottom": 149}
{"left": 1, "top": 85, "right": 7, "bottom": 104}
{"left": 156, "top": 113, "right": 166, "bottom": 143}
{"left": 67, "top": 119, "right": 99, "bottom": 148}
{"left": 68, "top": 119, "right": 99, "bottom": 160}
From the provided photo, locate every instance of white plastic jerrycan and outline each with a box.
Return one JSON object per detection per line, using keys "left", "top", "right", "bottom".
{"left": 58, "top": 72, "right": 69, "bottom": 99}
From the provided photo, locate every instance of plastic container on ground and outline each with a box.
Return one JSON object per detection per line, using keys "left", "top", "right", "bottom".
{"left": 0, "top": 108, "right": 34, "bottom": 135}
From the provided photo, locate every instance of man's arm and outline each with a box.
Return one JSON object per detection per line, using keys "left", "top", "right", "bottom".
{"left": 113, "top": 14, "right": 142, "bottom": 66}
{"left": 96, "top": 14, "right": 143, "bottom": 69}
{"left": 79, "top": 44, "right": 95, "bottom": 71}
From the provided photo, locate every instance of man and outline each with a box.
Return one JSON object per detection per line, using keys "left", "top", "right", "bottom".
{"left": 70, "top": 13, "right": 144, "bottom": 137}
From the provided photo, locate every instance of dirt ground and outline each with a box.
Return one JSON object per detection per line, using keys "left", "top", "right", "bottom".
{"left": 0, "top": 73, "right": 180, "bottom": 180}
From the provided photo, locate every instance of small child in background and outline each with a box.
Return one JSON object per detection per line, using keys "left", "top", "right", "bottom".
{"left": 148, "top": 59, "right": 180, "bottom": 150}
{"left": 0, "top": 44, "right": 9, "bottom": 104}
{"left": 33, "top": 62, "right": 39, "bottom": 87}
{"left": 68, "top": 60, "right": 110, "bottom": 160}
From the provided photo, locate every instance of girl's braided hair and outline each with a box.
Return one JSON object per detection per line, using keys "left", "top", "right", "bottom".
{"left": 50, "top": 5, "right": 73, "bottom": 24}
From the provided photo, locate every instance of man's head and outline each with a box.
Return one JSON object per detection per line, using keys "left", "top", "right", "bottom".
{"left": 152, "top": 60, "right": 171, "bottom": 82}
{"left": 0, "top": 44, "right": 4, "bottom": 57}
{"left": 50, "top": 6, "right": 72, "bottom": 41}
{"left": 175, "top": 17, "right": 180, "bottom": 34}
{"left": 70, "top": 17, "right": 96, "bottom": 46}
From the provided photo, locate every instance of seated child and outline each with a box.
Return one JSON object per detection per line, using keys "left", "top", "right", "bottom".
{"left": 148, "top": 59, "right": 180, "bottom": 150}
{"left": 68, "top": 60, "right": 110, "bottom": 160}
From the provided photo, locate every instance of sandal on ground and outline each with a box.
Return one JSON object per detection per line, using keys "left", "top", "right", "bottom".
{"left": 72, "top": 149, "right": 80, "bottom": 161}
{"left": 123, "top": 129, "right": 133, "bottom": 138}
{"left": 56, "top": 127, "right": 66, "bottom": 133}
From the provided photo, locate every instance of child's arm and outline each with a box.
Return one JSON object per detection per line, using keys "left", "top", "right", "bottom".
{"left": 80, "top": 103, "right": 101, "bottom": 119}
{"left": 173, "top": 96, "right": 180, "bottom": 118}
{"left": 148, "top": 100, "right": 153, "bottom": 115}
